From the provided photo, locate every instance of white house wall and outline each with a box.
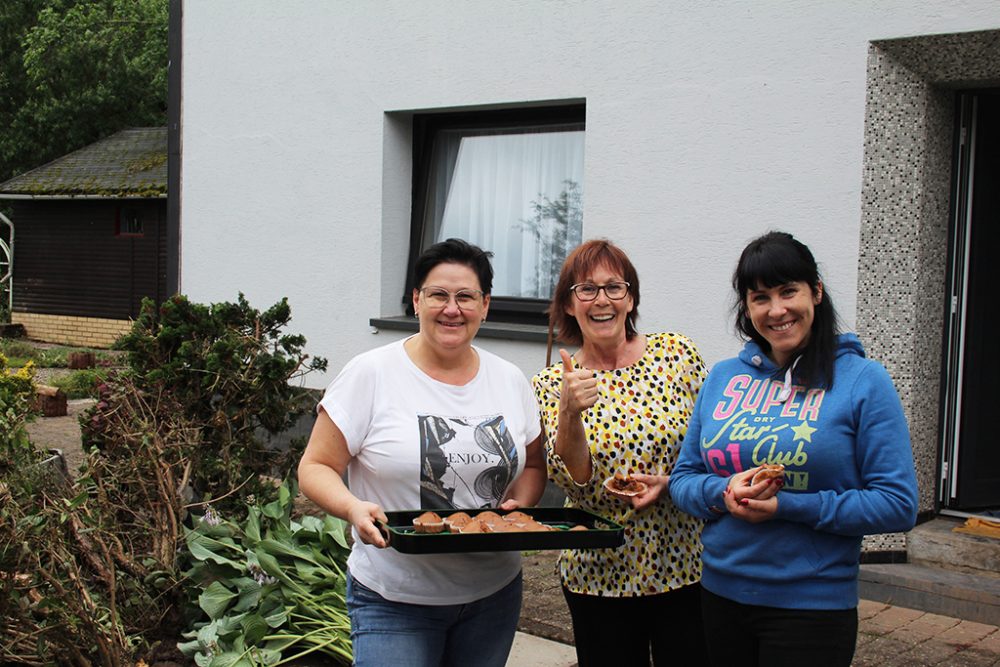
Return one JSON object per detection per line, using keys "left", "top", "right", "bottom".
{"left": 179, "top": 0, "right": 1000, "bottom": 386}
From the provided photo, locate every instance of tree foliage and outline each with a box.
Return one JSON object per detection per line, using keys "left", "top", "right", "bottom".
{"left": 518, "top": 179, "right": 584, "bottom": 298}
{"left": 0, "top": 0, "right": 168, "bottom": 184}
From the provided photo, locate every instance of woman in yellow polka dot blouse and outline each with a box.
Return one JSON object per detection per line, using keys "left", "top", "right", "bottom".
{"left": 531, "top": 239, "right": 708, "bottom": 666}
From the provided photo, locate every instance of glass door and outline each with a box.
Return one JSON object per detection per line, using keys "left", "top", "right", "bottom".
{"left": 941, "top": 90, "right": 1000, "bottom": 513}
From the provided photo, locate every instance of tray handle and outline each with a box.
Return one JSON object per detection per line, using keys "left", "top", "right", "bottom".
{"left": 376, "top": 519, "right": 391, "bottom": 547}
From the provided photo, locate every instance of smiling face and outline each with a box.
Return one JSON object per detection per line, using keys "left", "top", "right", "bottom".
{"left": 412, "top": 262, "right": 489, "bottom": 353}
{"left": 745, "top": 280, "right": 822, "bottom": 367}
{"left": 564, "top": 263, "right": 633, "bottom": 348}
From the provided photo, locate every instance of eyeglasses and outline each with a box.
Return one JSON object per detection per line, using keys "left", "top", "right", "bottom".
{"left": 569, "top": 281, "right": 630, "bottom": 301}
{"left": 418, "top": 287, "right": 485, "bottom": 310}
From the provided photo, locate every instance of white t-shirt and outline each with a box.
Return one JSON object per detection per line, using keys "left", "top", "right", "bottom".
{"left": 319, "top": 337, "right": 541, "bottom": 605}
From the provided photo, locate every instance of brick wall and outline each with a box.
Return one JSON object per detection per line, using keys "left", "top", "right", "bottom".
{"left": 12, "top": 312, "right": 132, "bottom": 348}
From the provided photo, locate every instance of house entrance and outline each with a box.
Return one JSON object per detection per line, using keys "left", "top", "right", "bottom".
{"left": 940, "top": 89, "right": 1000, "bottom": 514}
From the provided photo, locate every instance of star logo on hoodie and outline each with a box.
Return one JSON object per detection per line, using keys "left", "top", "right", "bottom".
{"left": 791, "top": 420, "right": 817, "bottom": 443}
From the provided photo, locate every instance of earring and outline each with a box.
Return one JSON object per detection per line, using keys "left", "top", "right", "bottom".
{"left": 481, "top": 318, "right": 486, "bottom": 323}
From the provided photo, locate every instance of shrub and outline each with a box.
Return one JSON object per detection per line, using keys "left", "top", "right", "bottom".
{"left": 0, "top": 459, "right": 178, "bottom": 665}
{"left": 0, "top": 365, "right": 179, "bottom": 665}
{"left": 83, "top": 293, "right": 327, "bottom": 514}
{"left": 0, "top": 352, "right": 35, "bottom": 466}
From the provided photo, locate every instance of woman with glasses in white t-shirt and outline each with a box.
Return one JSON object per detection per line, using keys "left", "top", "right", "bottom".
{"left": 298, "top": 238, "right": 546, "bottom": 667}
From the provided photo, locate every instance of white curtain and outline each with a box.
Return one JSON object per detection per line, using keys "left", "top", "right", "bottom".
{"left": 422, "top": 128, "right": 585, "bottom": 299}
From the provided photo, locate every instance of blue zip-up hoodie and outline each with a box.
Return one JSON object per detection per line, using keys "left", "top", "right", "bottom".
{"left": 669, "top": 334, "right": 918, "bottom": 610}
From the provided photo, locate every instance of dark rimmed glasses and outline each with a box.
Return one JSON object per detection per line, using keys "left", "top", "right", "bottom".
{"left": 418, "top": 287, "right": 485, "bottom": 310}
{"left": 569, "top": 281, "right": 630, "bottom": 302}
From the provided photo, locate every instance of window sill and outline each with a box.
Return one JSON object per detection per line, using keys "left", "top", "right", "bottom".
{"left": 369, "top": 316, "right": 553, "bottom": 343}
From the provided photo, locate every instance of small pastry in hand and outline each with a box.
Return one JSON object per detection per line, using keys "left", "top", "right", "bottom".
{"left": 603, "top": 471, "right": 648, "bottom": 498}
{"left": 750, "top": 463, "right": 785, "bottom": 486}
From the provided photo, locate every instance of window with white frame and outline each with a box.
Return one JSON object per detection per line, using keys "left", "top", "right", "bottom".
{"left": 406, "top": 104, "right": 585, "bottom": 324}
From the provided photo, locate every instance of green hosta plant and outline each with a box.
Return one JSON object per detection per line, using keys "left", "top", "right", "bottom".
{"left": 179, "top": 479, "right": 352, "bottom": 666}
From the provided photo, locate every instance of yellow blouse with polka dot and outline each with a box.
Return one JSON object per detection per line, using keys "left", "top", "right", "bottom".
{"left": 532, "top": 332, "right": 706, "bottom": 597}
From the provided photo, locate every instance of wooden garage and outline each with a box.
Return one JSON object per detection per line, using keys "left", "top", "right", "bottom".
{"left": 0, "top": 128, "right": 168, "bottom": 347}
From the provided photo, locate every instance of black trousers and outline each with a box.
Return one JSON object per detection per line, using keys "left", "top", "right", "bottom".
{"left": 562, "top": 582, "right": 708, "bottom": 666}
{"left": 700, "top": 587, "right": 858, "bottom": 667}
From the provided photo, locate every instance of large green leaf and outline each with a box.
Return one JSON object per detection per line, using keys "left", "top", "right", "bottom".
{"left": 240, "top": 612, "right": 268, "bottom": 645}
{"left": 253, "top": 548, "right": 300, "bottom": 591}
{"left": 208, "top": 653, "right": 253, "bottom": 667}
{"left": 259, "top": 538, "right": 315, "bottom": 564}
{"left": 299, "top": 514, "right": 323, "bottom": 533}
{"left": 231, "top": 576, "right": 263, "bottom": 613}
{"left": 215, "top": 612, "right": 248, "bottom": 637}
{"left": 197, "top": 620, "right": 220, "bottom": 643}
{"left": 322, "top": 515, "right": 350, "bottom": 550}
{"left": 186, "top": 530, "right": 244, "bottom": 568}
{"left": 255, "top": 647, "right": 282, "bottom": 665}
{"left": 177, "top": 637, "right": 203, "bottom": 656}
{"left": 293, "top": 561, "right": 329, "bottom": 585}
{"left": 244, "top": 506, "right": 262, "bottom": 543}
{"left": 199, "top": 581, "right": 238, "bottom": 620}
{"left": 263, "top": 604, "right": 289, "bottom": 628}
{"left": 261, "top": 498, "right": 284, "bottom": 520}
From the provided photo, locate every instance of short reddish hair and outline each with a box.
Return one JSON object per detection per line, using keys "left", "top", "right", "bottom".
{"left": 549, "top": 239, "right": 640, "bottom": 345}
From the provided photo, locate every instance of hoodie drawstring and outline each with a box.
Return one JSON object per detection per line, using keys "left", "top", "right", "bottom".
{"left": 777, "top": 356, "right": 801, "bottom": 403}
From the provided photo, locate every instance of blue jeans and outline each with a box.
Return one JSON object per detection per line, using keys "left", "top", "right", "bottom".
{"left": 346, "top": 570, "right": 523, "bottom": 667}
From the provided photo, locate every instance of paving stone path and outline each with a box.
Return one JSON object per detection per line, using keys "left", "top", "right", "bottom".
{"left": 521, "top": 551, "right": 1000, "bottom": 666}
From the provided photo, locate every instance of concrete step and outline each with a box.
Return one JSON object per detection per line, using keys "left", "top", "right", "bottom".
{"left": 907, "top": 516, "right": 1000, "bottom": 576}
{"left": 859, "top": 562, "right": 1000, "bottom": 626}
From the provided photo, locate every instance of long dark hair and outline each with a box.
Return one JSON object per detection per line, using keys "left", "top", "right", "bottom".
{"left": 733, "top": 231, "right": 839, "bottom": 388}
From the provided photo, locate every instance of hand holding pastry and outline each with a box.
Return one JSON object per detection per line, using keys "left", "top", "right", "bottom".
{"left": 603, "top": 471, "right": 649, "bottom": 501}
{"left": 628, "top": 473, "right": 669, "bottom": 511}
{"left": 722, "top": 465, "right": 783, "bottom": 523}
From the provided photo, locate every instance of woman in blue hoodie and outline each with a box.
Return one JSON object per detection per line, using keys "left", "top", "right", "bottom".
{"left": 669, "top": 231, "right": 918, "bottom": 667}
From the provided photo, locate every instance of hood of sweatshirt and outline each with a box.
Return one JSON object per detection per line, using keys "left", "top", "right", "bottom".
{"left": 736, "top": 333, "right": 865, "bottom": 400}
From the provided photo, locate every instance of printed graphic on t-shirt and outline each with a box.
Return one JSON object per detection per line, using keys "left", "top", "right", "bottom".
{"left": 702, "top": 375, "right": 825, "bottom": 490}
{"left": 418, "top": 413, "right": 519, "bottom": 508}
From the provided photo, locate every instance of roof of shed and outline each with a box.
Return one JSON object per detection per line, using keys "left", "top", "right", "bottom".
{"left": 0, "top": 127, "right": 167, "bottom": 199}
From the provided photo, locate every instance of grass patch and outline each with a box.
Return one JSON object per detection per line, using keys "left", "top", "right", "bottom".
{"left": 0, "top": 339, "right": 38, "bottom": 359}
{"left": 0, "top": 340, "right": 118, "bottom": 369}
{"left": 48, "top": 369, "right": 110, "bottom": 399}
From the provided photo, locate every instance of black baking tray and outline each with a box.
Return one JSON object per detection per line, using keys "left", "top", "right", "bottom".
{"left": 379, "top": 507, "right": 624, "bottom": 554}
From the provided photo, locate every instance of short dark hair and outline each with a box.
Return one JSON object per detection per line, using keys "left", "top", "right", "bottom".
{"left": 733, "top": 231, "right": 839, "bottom": 388}
{"left": 549, "top": 239, "right": 640, "bottom": 345}
{"left": 412, "top": 238, "right": 494, "bottom": 294}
